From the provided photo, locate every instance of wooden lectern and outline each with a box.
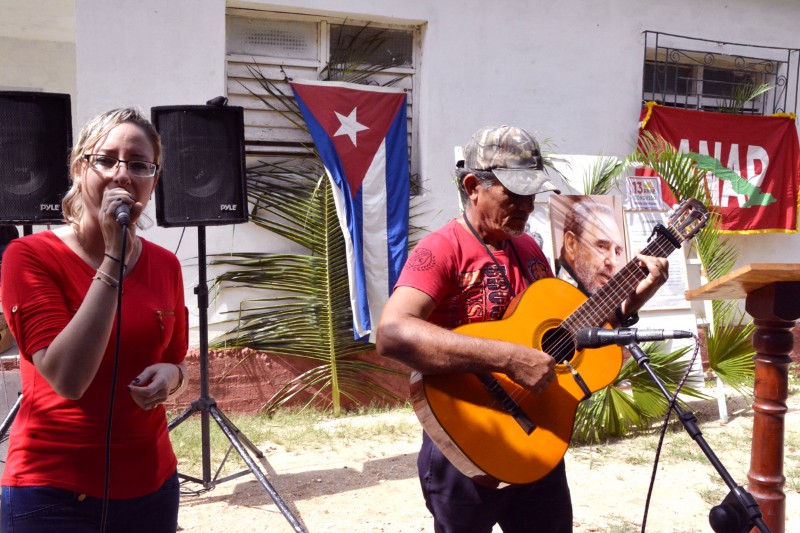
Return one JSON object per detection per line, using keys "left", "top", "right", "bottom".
{"left": 686, "top": 263, "right": 800, "bottom": 533}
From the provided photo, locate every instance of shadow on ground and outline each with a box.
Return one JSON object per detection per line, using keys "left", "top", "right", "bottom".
{"left": 178, "top": 448, "right": 419, "bottom": 509}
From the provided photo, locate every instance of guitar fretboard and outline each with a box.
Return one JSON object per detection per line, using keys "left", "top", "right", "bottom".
{"left": 562, "top": 223, "right": 681, "bottom": 335}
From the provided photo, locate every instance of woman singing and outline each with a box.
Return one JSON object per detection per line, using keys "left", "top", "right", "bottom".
{"left": 1, "top": 108, "right": 189, "bottom": 532}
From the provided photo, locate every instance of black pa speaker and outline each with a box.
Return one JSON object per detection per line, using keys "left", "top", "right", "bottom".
{"left": 152, "top": 105, "right": 248, "bottom": 227}
{"left": 0, "top": 91, "right": 72, "bottom": 224}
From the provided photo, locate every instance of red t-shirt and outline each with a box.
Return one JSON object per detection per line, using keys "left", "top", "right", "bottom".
{"left": 396, "top": 218, "right": 553, "bottom": 329}
{"left": 1, "top": 231, "right": 188, "bottom": 499}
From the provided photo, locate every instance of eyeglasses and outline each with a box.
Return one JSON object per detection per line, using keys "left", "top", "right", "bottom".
{"left": 83, "top": 154, "right": 159, "bottom": 179}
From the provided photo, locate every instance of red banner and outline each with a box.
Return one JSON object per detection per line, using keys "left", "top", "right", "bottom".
{"left": 639, "top": 104, "right": 800, "bottom": 233}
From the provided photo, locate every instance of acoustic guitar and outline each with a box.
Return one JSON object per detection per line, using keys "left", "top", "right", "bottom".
{"left": 411, "top": 198, "right": 709, "bottom": 486}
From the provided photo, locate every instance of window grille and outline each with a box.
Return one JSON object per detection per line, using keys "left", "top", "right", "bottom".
{"left": 227, "top": 17, "right": 318, "bottom": 60}
{"left": 642, "top": 31, "right": 799, "bottom": 115}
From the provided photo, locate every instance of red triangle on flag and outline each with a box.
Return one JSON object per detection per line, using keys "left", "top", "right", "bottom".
{"left": 291, "top": 80, "right": 406, "bottom": 196}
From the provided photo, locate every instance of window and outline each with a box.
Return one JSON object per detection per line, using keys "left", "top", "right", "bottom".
{"left": 643, "top": 61, "right": 694, "bottom": 97}
{"left": 330, "top": 25, "right": 414, "bottom": 68}
{"left": 225, "top": 10, "right": 420, "bottom": 187}
{"left": 642, "top": 31, "right": 798, "bottom": 116}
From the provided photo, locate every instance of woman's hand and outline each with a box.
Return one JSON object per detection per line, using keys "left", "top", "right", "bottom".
{"left": 128, "top": 363, "right": 183, "bottom": 410}
{"left": 99, "top": 187, "right": 142, "bottom": 264}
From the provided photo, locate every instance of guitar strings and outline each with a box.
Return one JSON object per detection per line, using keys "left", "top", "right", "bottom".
{"left": 543, "top": 230, "right": 676, "bottom": 365}
{"left": 500, "top": 233, "right": 676, "bottom": 406}
{"left": 498, "top": 221, "right": 682, "bottom": 404}
{"left": 496, "top": 202, "right": 707, "bottom": 419}
{"left": 542, "top": 203, "right": 705, "bottom": 365}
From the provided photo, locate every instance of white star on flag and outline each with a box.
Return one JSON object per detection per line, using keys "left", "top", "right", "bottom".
{"left": 334, "top": 107, "right": 369, "bottom": 146}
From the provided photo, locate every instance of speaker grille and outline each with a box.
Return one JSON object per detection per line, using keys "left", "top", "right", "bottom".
{"left": 152, "top": 105, "right": 248, "bottom": 227}
{"left": 0, "top": 92, "right": 72, "bottom": 224}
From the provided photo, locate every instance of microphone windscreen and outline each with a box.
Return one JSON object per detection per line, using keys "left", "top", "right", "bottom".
{"left": 115, "top": 203, "right": 131, "bottom": 226}
{"left": 576, "top": 327, "right": 600, "bottom": 349}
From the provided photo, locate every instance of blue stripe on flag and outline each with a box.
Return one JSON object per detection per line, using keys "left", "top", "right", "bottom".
{"left": 291, "top": 83, "right": 409, "bottom": 340}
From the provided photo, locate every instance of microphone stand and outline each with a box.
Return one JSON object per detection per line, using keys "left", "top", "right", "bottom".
{"left": 625, "top": 342, "right": 771, "bottom": 533}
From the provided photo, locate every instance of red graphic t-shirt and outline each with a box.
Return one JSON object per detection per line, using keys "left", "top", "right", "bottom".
{"left": 396, "top": 218, "right": 553, "bottom": 329}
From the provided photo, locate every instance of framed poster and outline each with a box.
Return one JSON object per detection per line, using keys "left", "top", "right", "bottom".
{"left": 549, "top": 195, "right": 627, "bottom": 296}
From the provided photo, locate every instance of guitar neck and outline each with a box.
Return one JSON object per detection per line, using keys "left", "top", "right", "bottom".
{"left": 563, "top": 224, "right": 681, "bottom": 333}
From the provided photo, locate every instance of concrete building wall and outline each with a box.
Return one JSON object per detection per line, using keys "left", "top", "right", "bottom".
{"left": 3, "top": 0, "right": 800, "bottom": 342}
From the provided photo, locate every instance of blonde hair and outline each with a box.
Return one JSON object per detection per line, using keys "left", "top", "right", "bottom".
{"left": 62, "top": 108, "right": 162, "bottom": 227}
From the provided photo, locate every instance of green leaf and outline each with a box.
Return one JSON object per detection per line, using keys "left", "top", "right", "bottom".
{"left": 573, "top": 343, "right": 709, "bottom": 443}
{"left": 582, "top": 156, "right": 625, "bottom": 196}
{"left": 627, "top": 131, "right": 755, "bottom": 410}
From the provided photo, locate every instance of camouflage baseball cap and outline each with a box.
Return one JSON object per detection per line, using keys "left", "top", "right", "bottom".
{"left": 462, "top": 125, "right": 560, "bottom": 196}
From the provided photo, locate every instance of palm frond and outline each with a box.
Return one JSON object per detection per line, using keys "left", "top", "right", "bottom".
{"left": 582, "top": 156, "right": 625, "bottom": 196}
{"left": 716, "top": 83, "right": 773, "bottom": 115}
{"left": 260, "top": 360, "right": 406, "bottom": 415}
{"left": 694, "top": 216, "right": 739, "bottom": 281}
{"left": 627, "top": 132, "right": 709, "bottom": 203}
{"left": 243, "top": 64, "right": 308, "bottom": 133}
{"left": 210, "top": 166, "right": 373, "bottom": 414}
{"left": 322, "top": 24, "right": 410, "bottom": 86}
{"left": 628, "top": 130, "right": 755, "bottom": 405}
{"left": 707, "top": 301, "right": 755, "bottom": 397}
{"left": 626, "top": 342, "right": 709, "bottom": 413}
{"left": 573, "top": 342, "right": 709, "bottom": 443}
{"left": 572, "top": 385, "right": 643, "bottom": 443}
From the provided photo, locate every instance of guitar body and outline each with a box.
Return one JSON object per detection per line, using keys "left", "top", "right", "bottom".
{"left": 412, "top": 277, "right": 622, "bottom": 486}
{"left": 409, "top": 198, "right": 709, "bottom": 487}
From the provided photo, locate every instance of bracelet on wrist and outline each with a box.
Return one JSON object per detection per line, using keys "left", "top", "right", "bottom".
{"left": 92, "top": 269, "right": 123, "bottom": 292}
{"left": 169, "top": 364, "right": 185, "bottom": 396}
{"left": 92, "top": 269, "right": 119, "bottom": 289}
{"left": 95, "top": 268, "right": 118, "bottom": 284}
{"left": 104, "top": 253, "right": 127, "bottom": 269}
{"left": 92, "top": 275, "right": 117, "bottom": 289}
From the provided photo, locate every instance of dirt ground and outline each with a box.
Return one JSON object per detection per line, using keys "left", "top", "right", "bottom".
{"left": 175, "top": 393, "right": 799, "bottom": 533}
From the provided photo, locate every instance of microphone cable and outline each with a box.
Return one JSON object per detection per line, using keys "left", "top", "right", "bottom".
{"left": 639, "top": 334, "right": 701, "bottom": 532}
{"left": 99, "top": 224, "right": 129, "bottom": 533}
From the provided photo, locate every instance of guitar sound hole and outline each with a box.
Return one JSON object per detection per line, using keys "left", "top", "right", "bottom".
{"left": 541, "top": 327, "right": 576, "bottom": 364}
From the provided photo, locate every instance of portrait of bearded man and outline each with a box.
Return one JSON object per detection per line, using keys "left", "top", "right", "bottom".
{"left": 553, "top": 196, "right": 626, "bottom": 296}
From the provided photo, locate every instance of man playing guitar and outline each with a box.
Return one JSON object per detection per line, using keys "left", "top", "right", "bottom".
{"left": 376, "top": 125, "right": 669, "bottom": 533}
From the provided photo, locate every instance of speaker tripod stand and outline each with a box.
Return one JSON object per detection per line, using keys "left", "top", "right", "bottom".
{"left": 168, "top": 226, "right": 306, "bottom": 533}
{"left": 0, "top": 393, "right": 22, "bottom": 443}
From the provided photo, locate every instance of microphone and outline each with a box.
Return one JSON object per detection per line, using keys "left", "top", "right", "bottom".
{"left": 576, "top": 327, "right": 693, "bottom": 349}
{"left": 115, "top": 203, "right": 131, "bottom": 227}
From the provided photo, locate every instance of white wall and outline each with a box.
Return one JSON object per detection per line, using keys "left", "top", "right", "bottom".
{"left": 5, "top": 0, "right": 800, "bottom": 342}
{"left": 0, "top": 0, "right": 76, "bottom": 114}
{"left": 244, "top": 0, "right": 800, "bottom": 231}
{"left": 73, "top": 0, "right": 232, "bottom": 340}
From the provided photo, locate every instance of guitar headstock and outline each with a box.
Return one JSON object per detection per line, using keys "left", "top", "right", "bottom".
{"left": 666, "top": 198, "right": 709, "bottom": 243}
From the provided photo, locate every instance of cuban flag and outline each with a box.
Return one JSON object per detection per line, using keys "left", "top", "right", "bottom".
{"left": 290, "top": 79, "right": 410, "bottom": 341}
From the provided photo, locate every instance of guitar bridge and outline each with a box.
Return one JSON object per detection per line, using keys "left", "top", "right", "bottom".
{"left": 476, "top": 373, "right": 537, "bottom": 435}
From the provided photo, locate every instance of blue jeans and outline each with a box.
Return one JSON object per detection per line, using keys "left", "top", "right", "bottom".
{"left": 1, "top": 471, "right": 180, "bottom": 533}
{"left": 418, "top": 433, "right": 573, "bottom": 532}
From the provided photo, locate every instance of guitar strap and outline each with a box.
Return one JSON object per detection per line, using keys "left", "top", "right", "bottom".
{"left": 461, "top": 212, "right": 531, "bottom": 297}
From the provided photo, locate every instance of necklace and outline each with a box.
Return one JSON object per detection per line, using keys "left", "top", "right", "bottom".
{"left": 461, "top": 212, "right": 531, "bottom": 297}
